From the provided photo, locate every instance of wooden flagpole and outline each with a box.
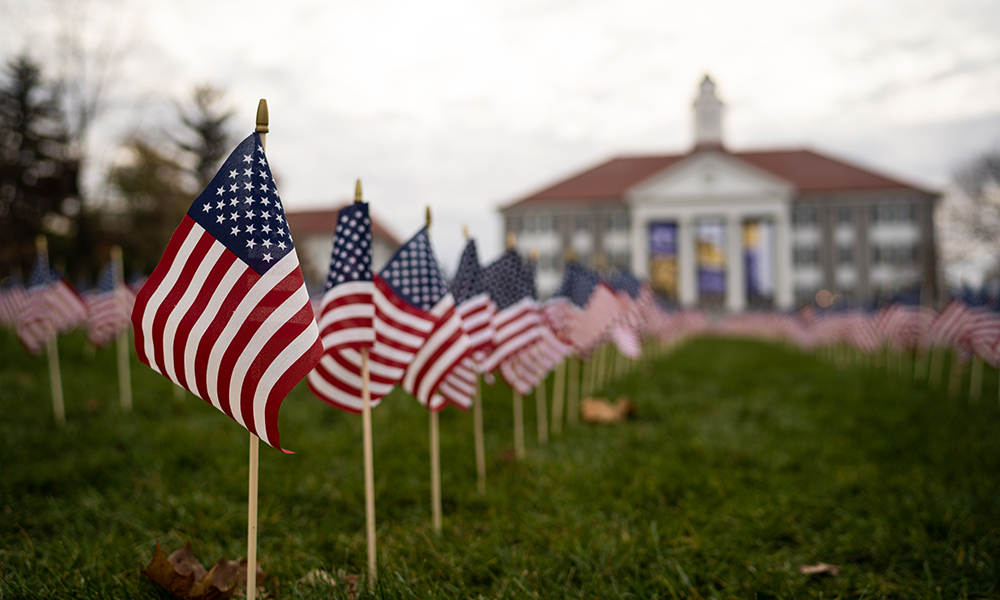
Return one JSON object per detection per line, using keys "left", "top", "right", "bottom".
{"left": 550, "top": 359, "right": 565, "bottom": 435}
{"left": 111, "top": 246, "right": 132, "bottom": 412}
{"left": 357, "top": 180, "right": 378, "bottom": 581}
{"left": 948, "top": 352, "right": 962, "bottom": 398}
{"left": 245, "top": 98, "right": 268, "bottom": 600}
{"left": 928, "top": 346, "right": 944, "bottom": 386}
{"left": 527, "top": 249, "right": 548, "bottom": 446}
{"left": 566, "top": 357, "right": 580, "bottom": 425}
{"left": 464, "top": 225, "right": 487, "bottom": 494}
{"left": 535, "top": 371, "right": 548, "bottom": 445}
{"left": 38, "top": 236, "right": 65, "bottom": 426}
{"left": 427, "top": 206, "right": 442, "bottom": 534}
{"left": 969, "top": 356, "right": 983, "bottom": 402}
{"left": 513, "top": 390, "right": 525, "bottom": 459}
{"left": 473, "top": 376, "right": 486, "bottom": 494}
{"left": 505, "top": 232, "right": 525, "bottom": 459}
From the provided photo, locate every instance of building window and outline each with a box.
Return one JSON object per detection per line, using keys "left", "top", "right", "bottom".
{"left": 538, "top": 215, "right": 554, "bottom": 232}
{"left": 524, "top": 215, "right": 538, "bottom": 234}
{"left": 836, "top": 206, "right": 853, "bottom": 224}
{"left": 792, "top": 206, "right": 817, "bottom": 227}
{"left": 873, "top": 244, "right": 916, "bottom": 266}
{"left": 607, "top": 250, "right": 631, "bottom": 269}
{"left": 575, "top": 215, "right": 591, "bottom": 231}
{"left": 508, "top": 215, "right": 522, "bottom": 235}
{"left": 871, "top": 203, "right": 917, "bottom": 225}
{"left": 795, "top": 287, "right": 817, "bottom": 305}
{"left": 837, "top": 246, "right": 853, "bottom": 265}
{"left": 606, "top": 213, "right": 629, "bottom": 232}
{"left": 793, "top": 246, "right": 819, "bottom": 266}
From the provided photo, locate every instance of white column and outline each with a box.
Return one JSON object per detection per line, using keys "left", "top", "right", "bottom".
{"left": 726, "top": 214, "right": 746, "bottom": 312}
{"left": 631, "top": 211, "right": 649, "bottom": 279}
{"left": 679, "top": 217, "right": 697, "bottom": 307}
{"left": 775, "top": 210, "right": 794, "bottom": 309}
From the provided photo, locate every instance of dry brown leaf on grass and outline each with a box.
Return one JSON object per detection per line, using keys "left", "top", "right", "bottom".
{"left": 799, "top": 563, "right": 840, "bottom": 576}
{"left": 580, "top": 396, "right": 637, "bottom": 423}
{"left": 141, "top": 541, "right": 267, "bottom": 599}
{"left": 298, "top": 569, "right": 360, "bottom": 600}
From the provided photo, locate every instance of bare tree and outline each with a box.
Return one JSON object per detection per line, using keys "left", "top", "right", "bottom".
{"left": 174, "top": 85, "right": 236, "bottom": 191}
{"left": 938, "top": 149, "right": 1000, "bottom": 281}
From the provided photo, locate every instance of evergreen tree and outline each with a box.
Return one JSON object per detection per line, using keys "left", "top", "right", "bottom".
{"left": 175, "top": 85, "right": 234, "bottom": 190}
{"left": 109, "top": 138, "right": 191, "bottom": 273}
{"left": 0, "top": 53, "right": 79, "bottom": 271}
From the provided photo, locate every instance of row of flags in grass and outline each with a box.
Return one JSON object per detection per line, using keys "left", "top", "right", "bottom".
{"left": 0, "top": 253, "right": 137, "bottom": 353}
{"left": 3, "top": 130, "right": 704, "bottom": 450}
{"left": 715, "top": 301, "right": 1000, "bottom": 367}
{"left": 307, "top": 208, "right": 715, "bottom": 413}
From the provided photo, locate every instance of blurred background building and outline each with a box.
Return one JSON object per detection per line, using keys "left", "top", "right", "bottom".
{"left": 286, "top": 206, "right": 401, "bottom": 295}
{"left": 501, "top": 76, "right": 938, "bottom": 309}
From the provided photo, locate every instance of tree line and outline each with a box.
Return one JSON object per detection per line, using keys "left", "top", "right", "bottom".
{"left": 0, "top": 52, "right": 234, "bottom": 286}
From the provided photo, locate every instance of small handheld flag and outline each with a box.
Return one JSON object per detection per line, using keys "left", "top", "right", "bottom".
{"left": 131, "top": 132, "right": 322, "bottom": 451}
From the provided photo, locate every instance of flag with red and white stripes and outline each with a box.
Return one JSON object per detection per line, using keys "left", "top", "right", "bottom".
{"left": 131, "top": 133, "right": 322, "bottom": 452}
{"left": 309, "top": 227, "right": 472, "bottom": 412}
{"left": 49, "top": 277, "right": 87, "bottom": 333}
{"left": 86, "top": 259, "right": 134, "bottom": 348}
{"left": 0, "top": 276, "right": 26, "bottom": 328}
{"left": 437, "top": 239, "right": 496, "bottom": 409}
{"left": 313, "top": 203, "right": 375, "bottom": 353}
{"left": 479, "top": 250, "right": 541, "bottom": 376}
{"left": 16, "top": 252, "right": 58, "bottom": 355}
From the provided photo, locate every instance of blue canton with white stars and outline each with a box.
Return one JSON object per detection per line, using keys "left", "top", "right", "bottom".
{"left": 27, "top": 252, "right": 53, "bottom": 290}
{"left": 450, "top": 240, "right": 485, "bottom": 305}
{"left": 554, "top": 263, "right": 599, "bottom": 308}
{"left": 325, "top": 203, "right": 373, "bottom": 290}
{"left": 379, "top": 227, "right": 448, "bottom": 312}
{"left": 607, "top": 269, "right": 641, "bottom": 298}
{"left": 96, "top": 260, "right": 119, "bottom": 294}
{"left": 483, "top": 250, "right": 534, "bottom": 311}
{"left": 188, "top": 133, "right": 293, "bottom": 276}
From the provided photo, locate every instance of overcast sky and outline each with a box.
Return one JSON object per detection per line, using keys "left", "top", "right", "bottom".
{"left": 3, "top": 0, "right": 999, "bottom": 273}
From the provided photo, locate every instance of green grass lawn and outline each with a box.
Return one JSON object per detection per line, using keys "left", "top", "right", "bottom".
{"left": 1, "top": 331, "right": 999, "bottom": 599}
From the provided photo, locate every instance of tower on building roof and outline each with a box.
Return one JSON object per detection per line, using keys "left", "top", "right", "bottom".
{"left": 693, "top": 74, "right": 724, "bottom": 150}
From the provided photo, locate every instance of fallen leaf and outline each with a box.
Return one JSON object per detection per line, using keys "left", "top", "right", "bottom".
{"left": 799, "top": 563, "right": 840, "bottom": 576}
{"left": 296, "top": 569, "right": 358, "bottom": 600}
{"left": 141, "top": 541, "right": 266, "bottom": 600}
{"left": 581, "top": 396, "right": 637, "bottom": 423}
{"left": 142, "top": 541, "right": 196, "bottom": 598}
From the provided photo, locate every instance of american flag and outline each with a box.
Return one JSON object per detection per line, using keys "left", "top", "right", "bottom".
{"left": 556, "top": 262, "right": 618, "bottom": 355}
{"left": 437, "top": 239, "right": 497, "bottom": 409}
{"left": 314, "top": 203, "right": 375, "bottom": 353}
{"left": 86, "top": 259, "right": 134, "bottom": 348}
{"left": 307, "top": 202, "right": 379, "bottom": 411}
{"left": 131, "top": 133, "right": 323, "bottom": 452}
{"left": 479, "top": 250, "right": 541, "bottom": 378}
{"left": 606, "top": 270, "right": 642, "bottom": 359}
{"left": 16, "top": 252, "right": 58, "bottom": 355}
{"left": 49, "top": 276, "right": 88, "bottom": 333}
{"left": 0, "top": 276, "right": 26, "bottom": 328}
{"left": 310, "top": 227, "right": 471, "bottom": 412}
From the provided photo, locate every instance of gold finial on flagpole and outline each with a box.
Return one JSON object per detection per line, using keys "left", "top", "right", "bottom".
{"left": 563, "top": 249, "right": 577, "bottom": 263}
{"left": 506, "top": 232, "right": 516, "bottom": 250}
{"left": 463, "top": 224, "right": 469, "bottom": 240}
{"left": 354, "top": 179, "right": 363, "bottom": 203}
{"left": 425, "top": 206, "right": 432, "bottom": 229}
{"left": 529, "top": 248, "right": 540, "bottom": 261}
{"left": 255, "top": 99, "right": 269, "bottom": 134}
{"left": 36, "top": 234, "right": 47, "bottom": 254}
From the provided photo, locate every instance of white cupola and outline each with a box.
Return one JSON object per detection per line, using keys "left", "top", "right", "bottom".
{"left": 693, "top": 74, "right": 724, "bottom": 150}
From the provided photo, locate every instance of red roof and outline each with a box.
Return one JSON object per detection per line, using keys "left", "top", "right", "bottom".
{"left": 285, "top": 205, "right": 402, "bottom": 246}
{"left": 504, "top": 148, "right": 931, "bottom": 209}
